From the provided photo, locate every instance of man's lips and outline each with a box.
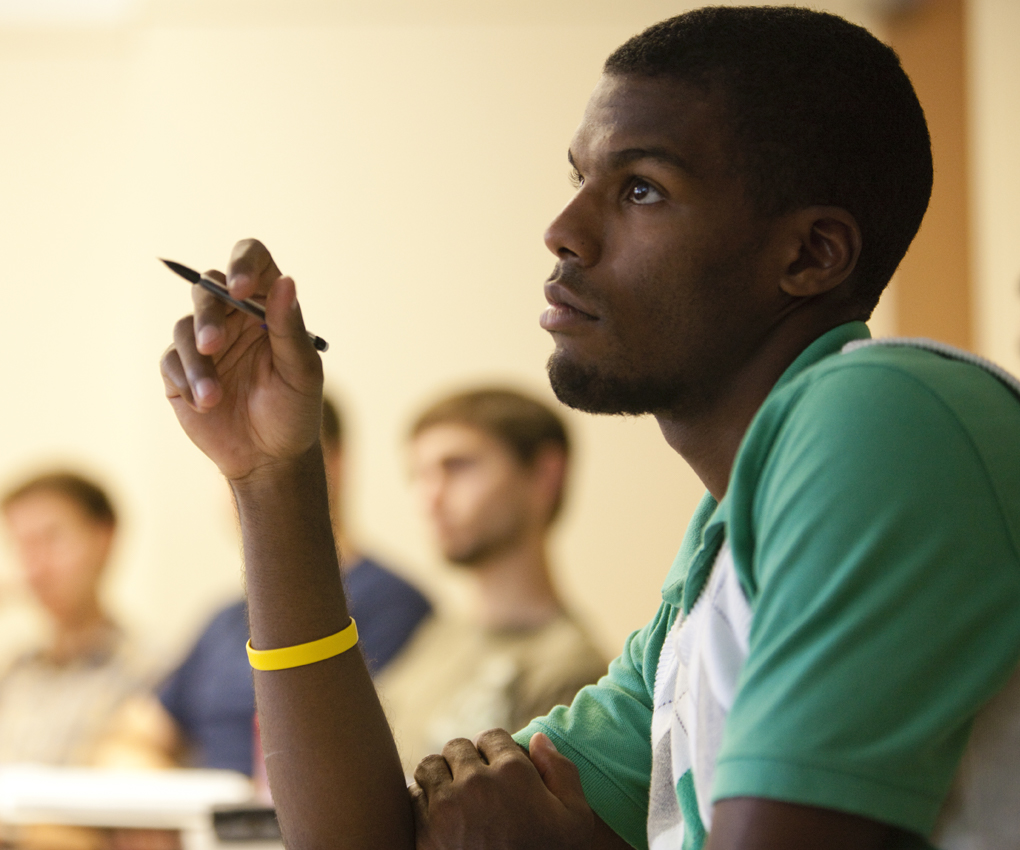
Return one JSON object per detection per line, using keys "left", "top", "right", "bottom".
{"left": 540, "top": 281, "right": 598, "bottom": 331}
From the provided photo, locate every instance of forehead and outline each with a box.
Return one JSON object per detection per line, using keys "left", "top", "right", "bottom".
{"left": 4, "top": 491, "right": 88, "bottom": 533}
{"left": 571, "top": 73, "right": 734, "bottom": 176}
{"left": 410, "top": 423, "right": 513, "bottom": 467}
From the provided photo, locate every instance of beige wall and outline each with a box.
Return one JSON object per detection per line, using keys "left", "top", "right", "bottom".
{"left": 969, "top": 0, "right": 1020, "bottom": 373}
{"left": 886, "top": 0, "right": 973, "bottom": 350}
{"left": 0, "top": 0, "right": 951, "bottom": 670}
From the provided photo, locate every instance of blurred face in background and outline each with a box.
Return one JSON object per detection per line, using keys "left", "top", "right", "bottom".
{"left": 3, "top": 491, "right": 113, "bottom": 624}
{"left": 409, "top": 423, "right": 540, "bottom": 567}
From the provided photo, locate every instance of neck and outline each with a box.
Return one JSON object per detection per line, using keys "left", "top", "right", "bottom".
{"left": 657, "top": 314, "right": 845, "bottom": 500}
{"left": 49, "top": 601, "right": 114, "bottom": 664}
{"left": 467, "top": 533, "right": 562, "bottom": 630}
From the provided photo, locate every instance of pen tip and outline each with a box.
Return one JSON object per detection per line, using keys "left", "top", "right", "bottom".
{"left": 160, "top": 258, "right": 201, "bottom": 284}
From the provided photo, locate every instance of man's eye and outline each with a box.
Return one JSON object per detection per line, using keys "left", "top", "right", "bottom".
{"left": 444, "top": 457, "right": 475, "bottom": 474}
{"left": 568, "top": 169, "right": 584, "bottom": 190}
{"left": 628, "top": 179, "right": 663, "bottom": 205}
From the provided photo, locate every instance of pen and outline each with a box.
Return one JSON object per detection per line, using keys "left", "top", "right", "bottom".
{"left": 160, "top": 258, "right": 329, "bottom": 353}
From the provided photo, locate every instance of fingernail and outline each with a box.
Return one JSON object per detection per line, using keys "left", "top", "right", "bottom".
{"left": 532, "top": 732, "right": 557, "bottom": 752}
{"left": 195, "top": 378, "right": 216, "bottom": 402}
{"left": 197, "top": 326, "right": 218, "bottom": 349}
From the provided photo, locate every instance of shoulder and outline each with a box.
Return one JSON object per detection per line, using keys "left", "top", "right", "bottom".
{"left": 512, "top": 614, "right": 607, "bottom": 688}
{"left": 160, "top": 600, "right": 248, "bottom": 695}
{"left": 172, "top": 599, "right": 250, "bottom": 668}
{"left": 200, "top": 600, "right": 250, "bottom": 640}
{"left": 530, "top": 614, "right": 604, "bottom": 662}
{"left": 108, "top": 629, "right": 163, "bottom": 686}
{"left": 372, "top": 614, "right": 457, "bottom": 676}
{"left": 764, "top": 340, "right": 1020, "bottom": 441}
{"left": 736, "top": 341, "right": 1020, "bottom": 508}
{"left": 346, "top": 557, "right": 431, "bottom": 609}
{"left": 724, "top": 340, "right": 1020, "bottom": 601}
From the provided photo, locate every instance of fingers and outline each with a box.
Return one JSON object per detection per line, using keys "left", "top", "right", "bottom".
{"left": 192, "top": 269, "right": 230, "bottom": 356}
{"left": 412, "top": 737, "right": 486, "bottom": 799}
{"left": 474, "top": 728, "right": 527, "bottom": 766}
{"left": 420, "top": 732, "right": 530, "bottom": 784}
{"left": 165, "top": 238, "right": 321, "bottom": 420}
{"left": 410, "top": 733, "right": 592, "bottom": 850}
{"left": 527, "top": 733, "right": 588, "bottom": 813}
{"left": 408, "top": 783, "right": 431, "bottom": 846}
{"left": 160, "top": 344, "right": 190, "bottom": 405}
{"left": 227, "top": 238, "right": 283, "bottom": 300}
{"left": 444, "top": 736, "right": 490, "bottom": 769}
{"left": 413, "top": 752, "right": 453, "bottom": 800}
{"left": 167, "top": 316, "right": 222, "bottom": 411}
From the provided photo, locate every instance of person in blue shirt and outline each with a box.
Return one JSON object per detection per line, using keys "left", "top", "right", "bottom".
{"left": 101, "top": 395, "right": 430, "bottom": 775}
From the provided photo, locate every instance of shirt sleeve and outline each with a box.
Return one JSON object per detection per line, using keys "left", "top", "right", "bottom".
{"left": 514, "top": 603, "right": 678, "bottom": 850}
{"left": 715, "top": 360, "right": 1020, "bottom": 835}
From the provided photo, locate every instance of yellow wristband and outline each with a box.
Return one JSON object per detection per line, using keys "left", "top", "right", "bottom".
{"left": 246, "top": 618, "right": 359, "bottom": 671}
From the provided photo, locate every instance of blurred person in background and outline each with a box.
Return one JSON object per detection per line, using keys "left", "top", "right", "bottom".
{"left": 98, "top": 394, "right": 431, "bottom": 775}
{"left": 376, "top": 387, "right": 605, "bottom": 774}
{"left": 0, "top": 471, "right": 154, "bottom": 765}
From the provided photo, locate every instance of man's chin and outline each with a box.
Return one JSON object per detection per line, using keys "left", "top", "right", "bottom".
{"left": 547, "top": 350, "right": 659, "bottom": 416}
{"left": 441, "top": 543, "right": 486, "bottom": 568}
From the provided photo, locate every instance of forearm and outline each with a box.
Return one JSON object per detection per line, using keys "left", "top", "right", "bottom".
{"left": 234, "top": 447, "right": 413, "bottom": 850}
{"left": 704, "top": 799, "right": 902, "bottom": 850}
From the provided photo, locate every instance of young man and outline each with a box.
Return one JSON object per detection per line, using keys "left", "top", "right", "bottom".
{"left": 160, "top": 6, "right": 1020, "bottom": 849}
{"left": 0, "top": 472, "right": 153, "bottom": 765}
{"left": 378, "top": 388, "right": 604, "bottom": 773}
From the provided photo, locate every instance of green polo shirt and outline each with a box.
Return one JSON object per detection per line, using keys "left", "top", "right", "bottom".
{"left": 516, "top": 322, "right": 1020, "bottom": 849}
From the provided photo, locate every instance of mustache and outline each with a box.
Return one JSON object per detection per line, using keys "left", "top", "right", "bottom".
{"left": 546, "top": 262, "right": 590, "bottom": 293}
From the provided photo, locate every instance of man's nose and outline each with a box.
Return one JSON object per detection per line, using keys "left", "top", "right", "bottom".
{"left": 415, "top": 475, "right": 445, "bottom": 518}
{"left": 543, "top": 190, "right": 601, "bottom": 268}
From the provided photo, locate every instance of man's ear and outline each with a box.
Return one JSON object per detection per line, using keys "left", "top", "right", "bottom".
{"left": 529, "top": 445, "right": 568, "bottom": 526}
{"left": 778, "top": 206, "right": 861, "bottom": 298}
{"left": 94, "top": 522, "right": 117, "bottom": 575}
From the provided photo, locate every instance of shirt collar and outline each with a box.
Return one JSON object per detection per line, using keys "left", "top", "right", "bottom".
{"left": 660, "top": 321, "right": 872, "bottom": 608}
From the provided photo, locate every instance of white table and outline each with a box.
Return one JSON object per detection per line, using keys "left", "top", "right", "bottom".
{"left": 0, "top": 765, "right": 282, "bottom": 850}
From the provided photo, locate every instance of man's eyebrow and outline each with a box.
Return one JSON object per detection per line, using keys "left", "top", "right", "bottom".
{"left": 609, "top": 147, "right": 691, "bottom": 172}
{"left": 566, "top": 146, "right": 691, "bottom": 174}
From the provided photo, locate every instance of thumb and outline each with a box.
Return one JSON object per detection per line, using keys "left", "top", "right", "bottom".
{"left": 408, "top": 783, "right": 437, "bottom": 850}
{"left": 264, "top": 276, "right": 320, "bottom": 382}
{"left": 529, "top": 733, "right": 588, "bottom": 813}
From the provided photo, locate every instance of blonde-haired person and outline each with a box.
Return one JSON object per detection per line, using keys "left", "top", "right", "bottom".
{"left": 377, "top": 387, "right": 605, "bottom": 774}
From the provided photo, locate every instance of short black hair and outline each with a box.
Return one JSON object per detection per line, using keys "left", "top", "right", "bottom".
{"left": 605, "top": 6, "right": 932, "bottom": 315}
{"left": 2, "top": 471, "right": 117, "bottom": 527}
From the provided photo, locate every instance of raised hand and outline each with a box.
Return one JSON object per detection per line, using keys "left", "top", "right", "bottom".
{"left": 160, "top": 239, "right": 324, "bottom": 481}
{"left": 411, "top": 730, "right": 595, "bottom": 850}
